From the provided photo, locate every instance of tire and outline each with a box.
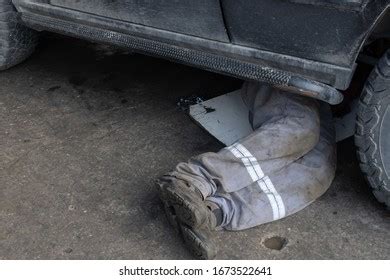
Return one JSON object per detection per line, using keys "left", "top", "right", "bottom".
{"left": 0, "top": 0, "right": 37, "bottom": 70}
{"left": 355, "top": 49, "right": 390, "bottom": 208}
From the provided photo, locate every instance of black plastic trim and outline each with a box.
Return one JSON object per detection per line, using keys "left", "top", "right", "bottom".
{"left": 21, "top": 12, "right": 343, "bottom": 104}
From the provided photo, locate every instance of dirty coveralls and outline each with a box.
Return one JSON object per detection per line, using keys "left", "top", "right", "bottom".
{"left": 169, "top": 82, "right": 336, "bottom": 231}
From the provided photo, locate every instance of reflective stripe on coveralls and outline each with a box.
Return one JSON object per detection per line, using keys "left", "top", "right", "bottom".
{"left": 227, "top": 143, "right": 286, "bottom": 220}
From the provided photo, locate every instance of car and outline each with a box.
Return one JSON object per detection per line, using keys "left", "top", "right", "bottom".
{"left": 1, "top": 0, "right": 389, "bottom": 207}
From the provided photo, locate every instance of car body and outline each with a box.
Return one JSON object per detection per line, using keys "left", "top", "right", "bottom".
{"left": 10, "top": 0, "right": 389, "bottom": 104}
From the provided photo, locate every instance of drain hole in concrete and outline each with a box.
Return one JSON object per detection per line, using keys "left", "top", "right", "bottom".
{"left": 263, "top": 236, "right": 287, "bottom": 251}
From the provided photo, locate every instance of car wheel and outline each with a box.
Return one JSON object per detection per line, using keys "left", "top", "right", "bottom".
{"left": 355, "top": 49, "right": 390, "bottom": 208}
{"left": 0, "top": 0, "right": 38, "bottom": 71}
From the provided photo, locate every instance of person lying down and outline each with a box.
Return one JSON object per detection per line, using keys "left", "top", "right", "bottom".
{"left": 157, "top": 82, "right": 337, "bottom": 259}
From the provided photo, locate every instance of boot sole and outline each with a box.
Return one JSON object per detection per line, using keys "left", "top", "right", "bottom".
{"left": 159, "top": 184, "right": 211, "bottom": 229}
{"left": 180, "top": 224, "right": 218, "bottom": 260}
{"left": 161, "top": 201, "right": 217, "bottom": 260}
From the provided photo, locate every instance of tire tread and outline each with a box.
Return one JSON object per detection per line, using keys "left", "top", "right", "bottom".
{"left": 0, "top": 0, "right": 37, "bottom": 70}
{"left": 355, "top": 49, "right": 390, "bottom": 207}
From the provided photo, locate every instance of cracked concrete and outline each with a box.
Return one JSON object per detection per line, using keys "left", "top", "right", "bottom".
{"left": 0, "top": 34, "right": 389, "bottom": 259}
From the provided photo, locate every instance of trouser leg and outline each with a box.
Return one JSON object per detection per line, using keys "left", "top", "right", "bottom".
{"left": 208, "top": 103, "right": 336, "bottom": 230}
{"left": 168, "top": 84, "right": 320, "bottom": 200}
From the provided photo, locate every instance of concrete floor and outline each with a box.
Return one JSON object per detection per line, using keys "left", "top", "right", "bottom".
{"left": 0, "top": 35, "right": 389, "bottom": 260}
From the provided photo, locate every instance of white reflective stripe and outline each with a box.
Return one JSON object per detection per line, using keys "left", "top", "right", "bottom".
{"left": 227, "top": 145, "right": 259, "bottom": 182}
{"left": 264, "top": 176, "right": 286, "bottom": 219}
{"left": 227, "top": 143, "right": 286, "bottom": 220}
{"left": 234, "top": 143, "right": 265, "bottom": 179}
{"left": 257, "top": 179, "right": 280, "bottom": 220}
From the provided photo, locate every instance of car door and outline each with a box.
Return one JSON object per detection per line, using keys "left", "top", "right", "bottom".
{"left": 220, "top": 0, "right": 375, "bottom": 67}
{"left": 49, "top": 0, "right": 229, "bottom": 42}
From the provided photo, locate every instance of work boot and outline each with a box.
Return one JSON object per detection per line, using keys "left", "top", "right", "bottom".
{"left": 161, "top": 200, "right": 218, "bottom": 259}
{"left": 180, "top": 224, "right": 218, "bottom": 260}
{"left": 157, "top": 176, "right": 218, "bottom": 230}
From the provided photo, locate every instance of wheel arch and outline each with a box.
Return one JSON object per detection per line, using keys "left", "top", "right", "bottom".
{"left": 356, "top": 6, "right": 390, "bottom": 60}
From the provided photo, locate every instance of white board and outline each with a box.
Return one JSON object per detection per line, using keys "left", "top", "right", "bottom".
{"left": 190, "top": 90, "right": 357, "bottom": 146}
{"left": 189, "top": 90, "right": 253, "bottom": 146}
